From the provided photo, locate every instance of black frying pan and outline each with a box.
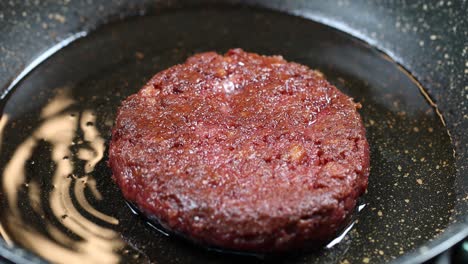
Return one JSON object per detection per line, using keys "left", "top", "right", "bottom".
{"left": 0, "top": 1, "right": 466, "bottom": 263}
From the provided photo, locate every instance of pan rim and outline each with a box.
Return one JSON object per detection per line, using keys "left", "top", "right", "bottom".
{"left": 0, "top": 4, "right": 466, "bottom": 264}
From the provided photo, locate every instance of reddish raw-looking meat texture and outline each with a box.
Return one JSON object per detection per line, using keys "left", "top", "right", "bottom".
{"left": 109, "top": 49, "right": 370, "bottom": 252}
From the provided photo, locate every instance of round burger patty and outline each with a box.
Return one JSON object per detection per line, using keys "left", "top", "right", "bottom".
{"left": 109, "top": 49, "right": 370, "bottom": 252}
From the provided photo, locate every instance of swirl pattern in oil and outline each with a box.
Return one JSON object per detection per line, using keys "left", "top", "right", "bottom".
{"left": 1, "top": 88, "right": 142, "bottom": 263}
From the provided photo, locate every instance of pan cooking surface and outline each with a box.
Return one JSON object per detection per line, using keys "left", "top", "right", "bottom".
{"left": 0, "top": 6, "right": 457, "bottom": 264}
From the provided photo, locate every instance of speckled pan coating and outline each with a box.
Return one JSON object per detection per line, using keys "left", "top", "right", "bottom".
{"left": 0, "top": 1, "right": 466, "bottom": 264}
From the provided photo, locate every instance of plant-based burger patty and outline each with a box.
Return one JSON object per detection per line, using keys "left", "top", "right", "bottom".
{"left": 109, "top": 49, "right": 370, "bottom": 252}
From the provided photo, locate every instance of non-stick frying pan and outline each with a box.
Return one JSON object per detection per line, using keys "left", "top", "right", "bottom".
{"left": 0, "top": 1, "right": 466, "bottom": 263}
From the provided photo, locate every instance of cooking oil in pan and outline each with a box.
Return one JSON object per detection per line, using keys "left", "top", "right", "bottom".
{"left": 0, "top": 6, "right": 457, "bottom": 264}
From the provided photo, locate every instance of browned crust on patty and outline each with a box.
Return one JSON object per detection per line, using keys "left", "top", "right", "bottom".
{"left": 109, "top": 49, "right": 370, "bottom": 252}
